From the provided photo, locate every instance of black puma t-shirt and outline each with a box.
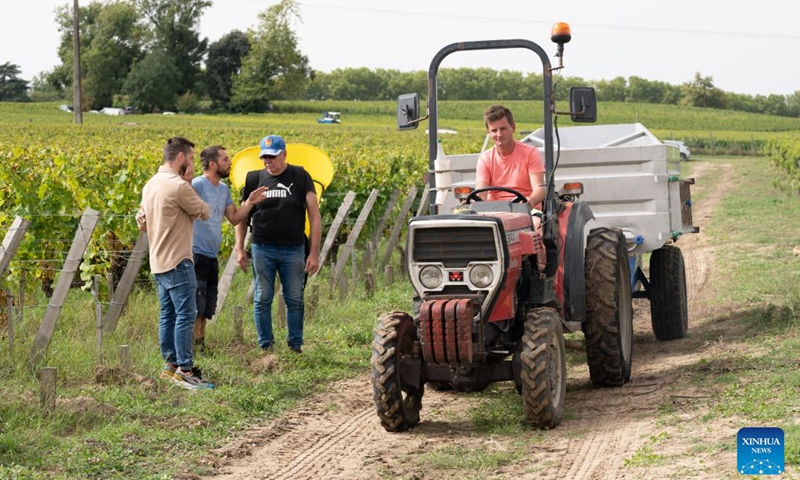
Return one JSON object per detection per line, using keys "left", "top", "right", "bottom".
{"left": 242, "top": 165, "right": 315, "bottom": 246}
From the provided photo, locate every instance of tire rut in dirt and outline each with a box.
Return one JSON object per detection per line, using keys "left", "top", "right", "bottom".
{"left": 560, "top": 417, "right": 647, "bottom": 479}
{"left": 371, "top": 311, "right": 423, "bottom": 432}
{"left": 520, "top": 307, "right": 566, "bottom": 428}
{"left": 650, "top": 244, "right": 689, "bottom": 340}
{"left": 583, "top": 228, "right": 633, "bottom": 386}
{"left": 268, "top": 407, "right": 378, "bottom": 480}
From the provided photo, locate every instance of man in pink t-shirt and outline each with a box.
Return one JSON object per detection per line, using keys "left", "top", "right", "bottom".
{"left": 475, "top": 105, "right": 545, "bottom": 210}
{"left": 476, "top": 105, "right": 547, "bottom": 269}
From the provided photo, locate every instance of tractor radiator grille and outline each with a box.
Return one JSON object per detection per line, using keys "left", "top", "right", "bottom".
{"left": 412, "top": 227, "right": 497, "bottom": 268}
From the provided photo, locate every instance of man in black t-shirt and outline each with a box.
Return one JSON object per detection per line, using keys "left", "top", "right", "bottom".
{"left": 234, "top": 135, "right": 322, "bottom": 353}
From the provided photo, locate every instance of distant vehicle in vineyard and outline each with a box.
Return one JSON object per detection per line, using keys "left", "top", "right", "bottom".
{"left": 663, "top": 140, "right": 691, "bottom": 160}
{"left": 317, "top": 111, "right": 341, "bottom": 124}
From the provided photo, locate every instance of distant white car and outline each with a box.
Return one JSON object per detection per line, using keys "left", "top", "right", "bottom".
{"left": 663, "top": 140, "right": 691, "bottom": 161}
{"left": 425, "top": 128, "right": 458, "bottom": 135}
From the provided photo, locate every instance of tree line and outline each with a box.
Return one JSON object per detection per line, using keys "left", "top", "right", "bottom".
{"left": 2, "top": 0, "right": 799, "bottom": 118}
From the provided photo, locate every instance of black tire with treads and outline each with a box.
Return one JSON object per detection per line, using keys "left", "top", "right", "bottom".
{"left": 520, "top": 307, "right": 566, "bottom": 428}
{"left": 371, "top": 312, "right": 423, "bottom": 432}
{"left": 583, "top": 228, "right": 633, "bottom": 386}
{"left": 649, "top": 245, "right": 689, "bottom": 340}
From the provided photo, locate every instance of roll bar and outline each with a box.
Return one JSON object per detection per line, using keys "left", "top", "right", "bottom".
{"left": 425, "top": 40, "right": 555, "bottom": 217}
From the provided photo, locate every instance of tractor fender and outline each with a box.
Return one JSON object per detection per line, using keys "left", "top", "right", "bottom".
{"left": 563, "top": 200, "right": 595, "bottom": 325}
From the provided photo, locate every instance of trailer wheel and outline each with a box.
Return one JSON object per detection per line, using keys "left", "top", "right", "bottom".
{"left": 371, "top": 312, "right": 424, "bottom": 432}
{"left": 520, "top": 307, "right": 566, "bottom": 429}
{"left": 584, "top": 228, "right": 633, "bottom": 386}
{"left": 649, "top": 245, "right": 688, "bottom": 340}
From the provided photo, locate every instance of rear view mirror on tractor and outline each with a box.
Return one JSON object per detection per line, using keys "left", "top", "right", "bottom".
{"left": 397, "top": 93, "right": 420, "bottom": 130}
{"left": 569, "top": 87, "right": 597, "bottom": 123}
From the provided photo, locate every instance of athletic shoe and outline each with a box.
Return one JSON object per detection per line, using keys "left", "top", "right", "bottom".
{"left": 290, "top": 346, "right": 302, "bottom": 354}
{"left": 160, "top": 363, "right": 179, "bottom": 382}
{"left": 173, "top": 367, "right": 215, "bottom": 390}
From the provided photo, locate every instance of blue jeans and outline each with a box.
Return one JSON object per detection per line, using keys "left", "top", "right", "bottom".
{"left": 154, "top": 258, "right": 197, "bottom": 369}
{"left": 251, "top": 243, "right": 305, "bottom": 349}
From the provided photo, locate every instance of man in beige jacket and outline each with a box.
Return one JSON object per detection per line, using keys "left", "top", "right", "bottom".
{"left": 137, "top": 136, "right": 213, "bottom": 390}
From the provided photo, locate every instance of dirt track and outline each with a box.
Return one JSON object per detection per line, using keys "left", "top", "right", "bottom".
{"left": 198, "top": 162, "right": 754, "bottom": 480}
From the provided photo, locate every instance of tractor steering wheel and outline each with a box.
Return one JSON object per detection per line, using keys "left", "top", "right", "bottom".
{"left": 465, "top": 186, "right": 528, "bottom": 204}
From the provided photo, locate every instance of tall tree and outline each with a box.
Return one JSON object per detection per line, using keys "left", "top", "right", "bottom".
{"left": 439, "top": 68, "right": 496, "bottom": 100}
{"left": 494, "top": 70, "right": 527, "bottom": 101}
{"left": 231, "top": 0, "right": 311, "bottom": 111}
{"left": 384, "top": 70, "right": 427, "bottom": 101}
{"left": 627, "top": 76, "right": 670, "bottom": 104}
{"left": 50, "top": 1, "right": 144, "bottom": 109}
{"left": 786, "top": 91, "right": 800, "bottom": 118}
{"left": 137, "top": 0, "right": 210, "bottom": 96}
{"left": 304, "top": 70, "right": 331, "bottom": 100}
{"left": 594, "top": 76, "right": 627, "bottom": 102}
{"left": 752, "top": 94, "right": 791, "bottom": 117}
{"left": 206, "top": 30, "right": 251, "bottom": 108}
{"left": 680, "top": 73, "right": 727, "bottom": 109}
{"left": 122, "top": 49, "right": 179, "bottom": 112}
{"left": 326, "top": 68, "right": 385, "bottom": 101}
{"left": 29, "top": 72, "right": 64, "bottom": 102}
{"left": 0, "top": 63, "right": 30, "bottom": 102}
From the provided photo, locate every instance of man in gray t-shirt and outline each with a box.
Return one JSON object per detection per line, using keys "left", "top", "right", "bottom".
{"left": 191, "top": 146, "right": 266, "bottom": 352}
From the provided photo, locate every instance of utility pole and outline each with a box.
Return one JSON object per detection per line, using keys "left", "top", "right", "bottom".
{"left": 72, "top": 0, "right": 83, "bottom": 125}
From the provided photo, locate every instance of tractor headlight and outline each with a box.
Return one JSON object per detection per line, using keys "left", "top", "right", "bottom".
{"left": 419, "top": 265, "right": 444, "bottom": 289}
{"left": 469, "top": 264, "right": 493, "bottom": 288}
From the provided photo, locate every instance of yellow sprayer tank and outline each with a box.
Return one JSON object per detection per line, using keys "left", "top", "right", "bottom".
{"left": 230, "top": 143, "right": 335, "bottom": 235}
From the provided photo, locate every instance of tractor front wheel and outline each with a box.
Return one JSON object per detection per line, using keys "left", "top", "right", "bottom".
{"left": 649, "top": 245, "right": 688, "bottom": 340}
{"left": 371, "top": 312, "right": 424, "bottom": 432}
{"left": 520, "top": 307, "right": 566, "bottom": 429}
{"left": 584, "top": 228, "right": 633, "bottom": 386}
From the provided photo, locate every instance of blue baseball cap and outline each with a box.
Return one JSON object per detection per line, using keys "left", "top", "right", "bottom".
{"left": 259, "top": 135, "right": 286, "bottom": 157}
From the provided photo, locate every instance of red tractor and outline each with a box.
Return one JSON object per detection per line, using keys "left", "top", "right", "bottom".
{"left": 371, "top": 24, "right": 636, "bottom": 431}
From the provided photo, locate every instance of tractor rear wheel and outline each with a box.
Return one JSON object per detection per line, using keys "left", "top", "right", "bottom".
{"left": 584, "top": 228, "right": 633, "bottom": 386}
{"left": 371, "top": 312, "right": 424, "bottom": 432}
{"left": 649, "top": 245, "right": 688, "bottom": 340}
{"left": 520, "top": 307, "right": 566, "bottom": 429}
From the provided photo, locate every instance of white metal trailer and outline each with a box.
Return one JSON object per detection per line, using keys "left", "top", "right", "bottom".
{"left": 438, "top": 122, "right": 697, "bottom": 254}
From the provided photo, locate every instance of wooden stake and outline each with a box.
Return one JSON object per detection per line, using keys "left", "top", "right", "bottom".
{"left": 103, "top": 231, "right": 148, "bottom": 333}
{"left": 106, "top": 272, "right": 114, "bottom": 302}
{"left": 19, "top": 270, "right": 25, "bottom": 327}
{"left": 365, "top": 270, "right": 375, "bottom": 297}
{"left": 40, "top": 367, "right": 57, "bottom": 413}
{"left": 31, "top": 208, "right": 99, "bottom": 365}
{"left": 119, "top": 345, "right": 131, "bottom": 370}
{"left": 277, "top": 293, "right": 286, "bottom": 328}
{"left": 379, "top": 186, "right": 418, "bottom": 272}
{"left": 93, "top": 275, "right": 102, "bottom": 354}
{"left": 385, "top": 265, "right": 395, "bottom": 285}
{"left": 233, "top": 306, "right": 243, "bottom": 342}
{"left": 313, "top": 191, "right": 357, "bottom": 280}
{"left": 6, "top": 289, "right": 14, "bottom": 358}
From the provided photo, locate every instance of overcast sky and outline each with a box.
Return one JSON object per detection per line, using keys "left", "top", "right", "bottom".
{"left": 3, "top": 0, "right": 799, "bottom": 97}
